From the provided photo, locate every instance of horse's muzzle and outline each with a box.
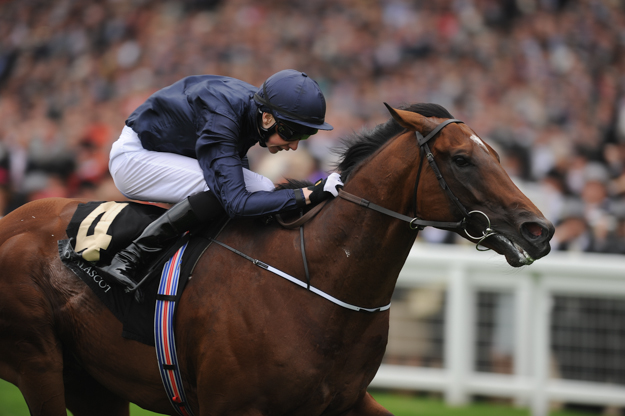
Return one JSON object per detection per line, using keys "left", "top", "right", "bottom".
{"left": 520, "top": 218, "right": 555, "bottom": 256}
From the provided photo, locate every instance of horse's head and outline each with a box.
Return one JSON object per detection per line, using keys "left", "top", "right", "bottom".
{"left": 386, "top": 104, "right": 554, "bottom": 267}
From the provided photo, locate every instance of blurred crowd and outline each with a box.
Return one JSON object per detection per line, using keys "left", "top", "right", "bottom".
{"left": 1, "top": 0, "right": 625, "bottom": 254}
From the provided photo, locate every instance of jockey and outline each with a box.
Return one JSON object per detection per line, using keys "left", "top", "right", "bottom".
{"left": 102, "top": 69, "right": 343, "bottom": 288}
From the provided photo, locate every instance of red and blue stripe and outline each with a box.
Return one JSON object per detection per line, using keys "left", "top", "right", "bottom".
{"left": 154, "top": 242, "right": 194, "bottom": 416}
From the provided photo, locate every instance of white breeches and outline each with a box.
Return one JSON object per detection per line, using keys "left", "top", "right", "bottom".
{"left": 109, "top": 126, "right": 275, "bottom": 204}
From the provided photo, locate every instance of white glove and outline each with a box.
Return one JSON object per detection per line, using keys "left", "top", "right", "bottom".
{"left": 323, "top": 172, "right": 344, "bottom": 197}
{"left": 308, "top": 172, "right": 344, "bottom": 204}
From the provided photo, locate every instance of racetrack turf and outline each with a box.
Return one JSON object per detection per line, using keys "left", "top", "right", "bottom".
{"left": 0, "top": 379, "right": 595, "bottom": 416}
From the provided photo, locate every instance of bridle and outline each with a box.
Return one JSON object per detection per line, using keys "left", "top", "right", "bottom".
{"left": 411, "top": 118, "right": 496, "bottom": 248}
{"left": 277, "top": 118, "right": 497, "bottom": 249}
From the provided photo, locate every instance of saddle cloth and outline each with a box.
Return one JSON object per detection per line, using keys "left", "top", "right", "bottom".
{"left": 58, "top": 201, "right": 221, "bottom": 345}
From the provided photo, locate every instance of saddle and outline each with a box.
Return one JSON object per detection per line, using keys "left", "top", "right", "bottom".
{"left": 58, "top": 201, "right": 227, "bottom": 345}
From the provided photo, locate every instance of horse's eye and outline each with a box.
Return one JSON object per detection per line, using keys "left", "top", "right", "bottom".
{"left": 453, "top": 156, "right": 470, "bottom": 167}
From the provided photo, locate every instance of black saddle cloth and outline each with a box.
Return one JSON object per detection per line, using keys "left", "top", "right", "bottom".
{"left": 58, "top": 201, "right": 226, "bottom": 346}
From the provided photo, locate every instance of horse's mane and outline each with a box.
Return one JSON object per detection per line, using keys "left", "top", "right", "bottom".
{"left": 275, "top": 103, "right": 453, "bottom": 192}
{"left": 336, "top": 103, "right": 453, "bottom": 181}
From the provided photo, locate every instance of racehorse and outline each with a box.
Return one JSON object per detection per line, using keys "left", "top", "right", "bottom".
{"left": 0, "top": 103, "right": 553, "bottom": 415}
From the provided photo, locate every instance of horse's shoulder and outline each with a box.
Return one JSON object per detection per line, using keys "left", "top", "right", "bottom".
{"left": 0, "top": 198, "right": 102, "bottom": 243}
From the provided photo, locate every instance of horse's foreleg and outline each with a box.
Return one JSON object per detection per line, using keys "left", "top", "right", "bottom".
{"left": 0, "top": 236, "right": 69, "bottom": 415}
{"left": 17, "top": 364, "right": 67, "bottom": 416}
{"left": 64, "top": 361, "right": 130, "bottom": 416}
{"left": 343, "top": 392, "right": 394, "bottom": 416}
{"left": 0, "top": 308, "right": 68, "bottom": 416}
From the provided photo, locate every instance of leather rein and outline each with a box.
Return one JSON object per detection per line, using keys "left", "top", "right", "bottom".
{"left": 278, "top": 118, "right": 496, "bottom": 249}
{"left": 206, "top": 118, "right": 495, "bottom": 314}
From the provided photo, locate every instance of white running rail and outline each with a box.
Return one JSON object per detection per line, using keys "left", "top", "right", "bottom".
{"left": 370, "top": 242, "right": 625, "bottom": 416}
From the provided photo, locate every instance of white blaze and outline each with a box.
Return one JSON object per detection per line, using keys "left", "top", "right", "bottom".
{"left": 470, "top": 134, "right": 488, "bottom": 151}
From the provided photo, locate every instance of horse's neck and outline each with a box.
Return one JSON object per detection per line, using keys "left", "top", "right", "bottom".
{"left": 309, "top": 137, "right": 420, "bottom": 309}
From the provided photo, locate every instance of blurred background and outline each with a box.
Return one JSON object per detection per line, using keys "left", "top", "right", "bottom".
{"left": 2, "top": 0, "right": 625, "bottom": 254}
{"left": 1, "top": 0, "right": 625, "bottom": 415}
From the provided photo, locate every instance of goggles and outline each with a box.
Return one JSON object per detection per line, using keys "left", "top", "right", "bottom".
{"left": 276, "top": 120, "right": 318, "bottom": 142}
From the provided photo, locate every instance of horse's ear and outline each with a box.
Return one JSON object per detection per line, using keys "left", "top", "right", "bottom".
{"left": 383, "top": 103, "right": 437, "bottom": 134}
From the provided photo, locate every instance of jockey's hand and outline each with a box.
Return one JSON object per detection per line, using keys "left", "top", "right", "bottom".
{"left": 306, "top": 173, "right": 344, "bottom": 205}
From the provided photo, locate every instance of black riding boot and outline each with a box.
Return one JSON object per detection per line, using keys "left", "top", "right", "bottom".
{"left": 101, "top": 191, "right": 224, "bottom": 289}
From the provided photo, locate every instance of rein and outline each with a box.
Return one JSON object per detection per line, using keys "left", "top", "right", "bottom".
{"left": 275, "top": 200, "right": 328, "bottom": 229}
{"left": 219, "top": 117, "right": 496, "bottom": 314}
{"left": 278, "top": 118, "right": 497, "bottom": 248}
{"left": 337, "top": 190, "right": 464, "bottom": 230}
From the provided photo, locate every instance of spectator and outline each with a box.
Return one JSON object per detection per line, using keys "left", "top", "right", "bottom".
{"left": 1, "top": 0, "right": 625, "bottom": 252}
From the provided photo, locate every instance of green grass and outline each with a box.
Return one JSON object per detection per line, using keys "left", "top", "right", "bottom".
{"left": 0, "top": 379, "right": 596, "bottom": 416}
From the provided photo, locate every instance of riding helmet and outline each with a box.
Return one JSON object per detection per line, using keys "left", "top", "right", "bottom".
{"left": 254, "top": 69, "right": 333, "bottom": 131}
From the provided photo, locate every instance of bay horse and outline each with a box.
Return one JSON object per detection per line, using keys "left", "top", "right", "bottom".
{"left": 0, "top": 103, "right": 553, "bottom": 415}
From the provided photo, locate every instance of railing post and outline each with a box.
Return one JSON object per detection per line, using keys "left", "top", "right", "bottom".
{"left": 514, "top": 276, "right": 532, "bottom": 407}
{"left": 445, "top": 263, "right": 470, "bottom": 406}
{"left": 530, "top": 273, "right": 550, "bottom": 416}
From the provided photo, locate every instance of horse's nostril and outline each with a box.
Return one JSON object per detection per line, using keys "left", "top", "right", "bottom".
{"left": 525, "top": 222, "right": 544, "bottom": 238}
{"left": 522, "top": 220, "right": 555, "bottom": 244}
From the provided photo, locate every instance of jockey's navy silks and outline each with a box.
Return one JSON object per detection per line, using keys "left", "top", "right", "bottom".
{"left": 126, "top": 75, "right": 299, "bottom": 218}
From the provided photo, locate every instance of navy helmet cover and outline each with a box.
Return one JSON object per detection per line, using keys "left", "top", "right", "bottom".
{"left": 254, "top": 69, "right": 333, "bottom": 131}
